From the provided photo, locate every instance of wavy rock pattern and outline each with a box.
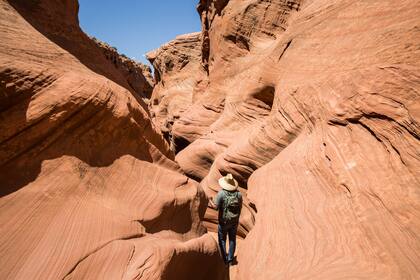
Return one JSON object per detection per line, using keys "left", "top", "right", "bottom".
{"left": 0, "top": 0, "right": 224, "bottom": 279}
{"left": 1, "top": 0, "right": 420, "bottom": 279}
{"left": 151, "top": 0, "right": 420, "bottom": 279}
{"left": 92, "top": 37, "right": 154, "bottom": 100}
{"left": 147, "top": 32, "right": 206, "bottom": 151}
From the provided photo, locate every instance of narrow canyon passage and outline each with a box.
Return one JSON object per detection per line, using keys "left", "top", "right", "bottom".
{"left": 1, "top": 0, "right": 419, "bottom": 279}
{"left": 146, "top": 0, "right": 420, "bottom": 279}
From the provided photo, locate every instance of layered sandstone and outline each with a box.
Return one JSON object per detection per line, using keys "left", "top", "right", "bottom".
{"left": 92, "top": 37, "right": 154, "bottom": 100}
{"left": 1, "top": 0, "right": 419, "bottom": 279}
{"left": 147, "top": 32, "right": 206, "bottom": 151}
{"left": 151, "top": 0, "right": 420, "bottom": 279}
{"left": 0, "top": 0, "right": 224, "bottom": 279}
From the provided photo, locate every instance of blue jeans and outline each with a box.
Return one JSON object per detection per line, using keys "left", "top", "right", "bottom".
{"left": 218, "top": 223, "right": 237, "bottom": 264}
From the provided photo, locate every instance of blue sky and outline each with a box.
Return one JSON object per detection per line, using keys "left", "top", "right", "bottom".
{"left": 78, "top": 0, "right": 201, "bottom": 66}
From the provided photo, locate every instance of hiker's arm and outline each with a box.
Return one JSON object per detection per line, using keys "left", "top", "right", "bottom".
{"left": 208, "top": 191, "right": 219, "bottom": 209}
{"left": 239, "top": 192, "right": 243, "bottom": 216}
{"left": 211, "top": 191, "right": 222, "bottom": 210}
{"left": 208, "top": 197, "right": 216, "bottom": 209}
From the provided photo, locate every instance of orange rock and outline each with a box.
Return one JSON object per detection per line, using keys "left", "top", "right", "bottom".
{"left": 92, "top": 37, "right": 154, "bottom": 100}
{"left": 151, "top": 0, "right": 420, "bottom": 279}
{"left": 0, "top": 0, "right": 224, "bottom": 279}
{"left": 147, "top": 32, "right": 206, "bottom": 152}
{"left": 2, "top": 0, "right": 420, "bottom": 279}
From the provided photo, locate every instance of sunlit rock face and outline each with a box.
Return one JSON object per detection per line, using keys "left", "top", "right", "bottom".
{"left": 0, "top": 0, "right": 225, "bottom": 279}
{"left": 1, "top": 0, "right": 419, "bottom": 279}
{"left": 147, "top": 32, "right": 206, "bottom": 151}
{"left": 91, "top": 36, "right": 154, "bottom": 100}
{"left": 151, "top": 0, "right": 420, "bottom": 279}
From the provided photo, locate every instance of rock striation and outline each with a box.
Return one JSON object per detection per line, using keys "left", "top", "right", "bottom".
{"left": 150, "top": 0, "right": 420, "bottom": 279}
{"left": 0, "top": 0, "right": 224, "bottom": 279}
{"left": 92, "top": 37, "right": 154, "bottom": 100}
{"left": 1, "top": 0, "right": 419, "bottom": 279}
{"left": 147, "top": 32, "right": 206, "bottom": 151}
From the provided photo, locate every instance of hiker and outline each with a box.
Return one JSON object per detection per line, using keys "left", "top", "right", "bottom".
{"left": 209, "top": 173, "right": 243, "bottom": 266}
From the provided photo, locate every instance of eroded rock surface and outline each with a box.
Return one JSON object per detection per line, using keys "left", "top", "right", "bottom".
{"left": 92, "top": 37, "right": 154, "bottom": 100}
{"left": 0, "top": 0, "right": 224, "bottom": 279}
{"left": 147, "top": 32, "right": 206, "bottom": 151}
{"left": 150, "top": 0, "right": 420, "bottom": 279}
{"left": 2, "top": 0, "right": 420, "bottom": 279}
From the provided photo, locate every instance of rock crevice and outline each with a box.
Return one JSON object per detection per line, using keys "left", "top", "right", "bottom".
{"left": 1, "top": 0, "right": 419, "bottom": 279}
{"left": 0, "top": 0, "right": 225, "bottom": 279}
{"left": 149, "top": 0, "right": 420, "bottom": 279}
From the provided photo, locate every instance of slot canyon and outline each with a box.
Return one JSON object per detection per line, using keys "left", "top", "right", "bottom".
{"left": 0, "top": 0, "right": 419, "bottom": 279}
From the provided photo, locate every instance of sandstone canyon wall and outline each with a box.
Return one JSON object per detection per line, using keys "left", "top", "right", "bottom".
{"left": 151, "top": 0, "right": 420, "bottom": 279}
{"left": 0, "top": 0, "right": 224, "bottom": 279}
{"left": 1, "top": 0, "right": 420, "bottom": 279}
{"left": 147, "top": 32, "right": 205, "bottom": 149}
{"left": 92, "top": 37, "right": 154, "bottom": 100}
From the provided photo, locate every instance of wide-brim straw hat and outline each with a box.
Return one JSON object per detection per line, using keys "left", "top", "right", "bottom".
{"left": 218, "top": 173, "right": 239, "bottom": 191}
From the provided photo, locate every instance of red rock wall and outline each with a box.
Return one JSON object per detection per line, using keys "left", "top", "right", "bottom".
{"left": 0, "top": 0, "right": 225, "bottom": 279}
{"left": 92, "top": 37, "right": 154, "bottom": 100}
{"left": 146, "top": 32, "right": 206, "bottom": 150}
{"left": 2, "top": 0, "right": 419, "bottom": 279}
{"left": 151, "top": 0, "right": 420, "bottom": 279}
